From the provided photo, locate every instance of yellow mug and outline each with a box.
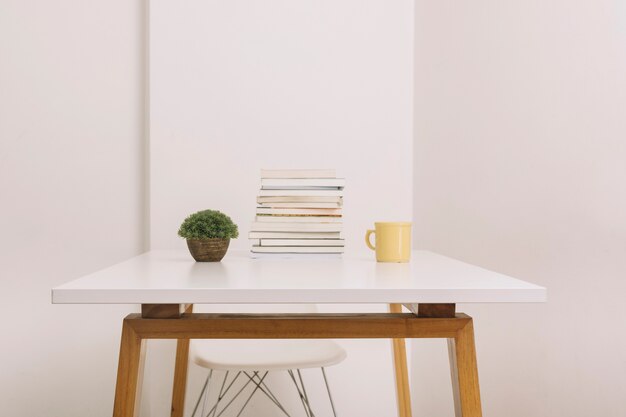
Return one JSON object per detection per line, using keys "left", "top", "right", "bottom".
{"left": 365, "top": 222, "right": 412, "bottom": 262}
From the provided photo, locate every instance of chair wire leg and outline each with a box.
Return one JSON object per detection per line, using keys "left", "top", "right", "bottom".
{"left": 321, "top": 367, "right": 338, "bottom": 417}
{"left": 205, "top": 371, "right": 243, "bottom": 417}
{"left": 209, "top": 371, "right": 230, "bottom": 417}
{"left": 247, "top": 372, "right": 281, "bottom": 405}
{"left": 233, "top": 371, "right": 269, "bottom": 417}
{"left": 287, "top": 370, "right": 308, "bottom": 417}
{"left": 297, "top": 369, "right": 315, "bottom": 417}
{"left": 288, "top": 370, "right": 313, "bottom": 417}
{"left": 244, "top": 371, "right": 291, "bottom": 417}
{"left": 191, "top": 370, "right": 212, "bottom": 417}
{"left": 196, "top": 368, "right": 332, "bottom": 417}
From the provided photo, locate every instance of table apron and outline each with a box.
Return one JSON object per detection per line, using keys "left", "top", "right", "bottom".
{"left": 123, "top": 312, "right": 472, "bottom": 339}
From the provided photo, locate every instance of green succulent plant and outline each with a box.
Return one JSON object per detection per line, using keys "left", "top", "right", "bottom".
{"left": 178, "top": 209, "right": 239, "bottom": 240}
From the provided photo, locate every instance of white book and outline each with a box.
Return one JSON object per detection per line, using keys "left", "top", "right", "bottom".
{"left": 262, "top": 186, "right": 343, "bottom": 191}
{"left": 258, "top": 189, "right": 344, "bottom": 197}
{"left": 250, "top": 222, "right": 343, "bottom": 232}
{"left": 256, "top": 207, "right": 341, "bottom": 216}
{"left": 248, "top": 231, "right": 343, "bottom": 239}
{"left": 257, "top": 196, "right": 343, "bottom": 204}
{"left": 257, "top": 202, "right": 342, "bottom": 209}
{"left": 260, "top": 169, "right": 336, "bottom": 179}
{"left": 251, "top": 246, "right": 344, "bottom": 254}
{"left": 255, "top": 216, "right": 342, "bottom": 223}
{"left": 260, "top": 178, "right": 345, "bottom": 189}
{"left": 258, "top": 239, "right": 345, "bottom": 247}
{"left": 250, "top": 252, "right": 343, "bottom": 260}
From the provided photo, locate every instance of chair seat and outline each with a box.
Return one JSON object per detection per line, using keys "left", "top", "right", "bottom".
{"left": 191, "top": 339, "right": 347, "bottom": 371}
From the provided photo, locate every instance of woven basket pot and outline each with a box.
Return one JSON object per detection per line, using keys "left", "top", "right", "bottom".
{"left": 186, "top": 238, "right": 230, "bottom": 262}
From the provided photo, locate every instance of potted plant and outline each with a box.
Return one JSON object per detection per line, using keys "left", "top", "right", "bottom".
{"left": 178, "top": 209, "right": 239, "bottom": 262}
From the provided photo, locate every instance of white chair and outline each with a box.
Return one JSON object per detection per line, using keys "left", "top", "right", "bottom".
{"left": 189, "top": 304, "right": 347, "bottom": 417}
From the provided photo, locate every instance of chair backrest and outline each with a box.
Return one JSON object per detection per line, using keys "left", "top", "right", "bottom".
{"left": 193, "top": 303, "right": 317, "bottom": 314}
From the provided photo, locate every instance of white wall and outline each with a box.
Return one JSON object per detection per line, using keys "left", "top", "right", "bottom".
{"left": 149, "top": 0, "right": 414, "bottom": 415}
{"left": 0, "top": 1, "right": 145, "bottom": 416}
{"left": 412, "top": 0, "right": 626, "bottom": 416}
{"left": 150, "top": 0, "right": 414, "bottom": 251}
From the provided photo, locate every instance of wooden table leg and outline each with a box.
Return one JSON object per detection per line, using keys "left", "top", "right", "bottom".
{"left": 389, "top": 304, "right": 413, "bottom": 417}
{"left": 171, "top": 304, "right": 193, "bottom": 417}
{"left": 447, "top": 338, "right": 462, "bottom": 417}
{"left": 113, "top": 318, "right": 146, "bottom": 417}
{"left": 451, "top": 318, "right": 482, "bottom": 417}
{"left": 409, "top": 303, "right": 481, "bottom": 417}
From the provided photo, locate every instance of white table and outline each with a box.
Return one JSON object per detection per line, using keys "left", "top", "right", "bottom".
{"left": 52, "top": 250, "right": 546, "bottom": 417}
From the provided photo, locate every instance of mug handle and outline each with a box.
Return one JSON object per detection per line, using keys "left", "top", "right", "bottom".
{"left": 365, "top": 229, "right": 376, "bottom": 250}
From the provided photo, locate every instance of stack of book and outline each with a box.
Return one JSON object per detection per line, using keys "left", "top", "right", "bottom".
{"left": 250, "top": 169, "right": 345, "bottom": 258}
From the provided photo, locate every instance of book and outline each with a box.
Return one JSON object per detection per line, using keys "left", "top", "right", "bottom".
{"left": 261, "top": 178, "right": 345, "bottom": 189}
{"left": 251, "top": 246, "right": 344, "bottom": 254}
{"left": 257, "top": 196, "right": 343, "bottom": 204}
{"left": 261, "top": 186, "right": 343, "bottom": 191}
{"left": 257, "top": 202, "right": 342, "bottom": 209}
{"left": 258, "top": 189, "right": 344, "bottom": 197}
{"left": 250, "top": 252, "right": 343, "bottom": 259}
{"left": 248, "top": 231, "right": 343, "bottom": 239}
{"left": 260, "top": 169, "right": 336, "bottom": 179}
{"left": 256, "top": 207, "right": 341, "bottom": 216}
{"left": 257, "top": 239, "right": 345, "bottom": 247}
{"left": 255, "top": 216, "right": 342, "bottom": 223}
{"left": 250, "top": 222, "right": 343, "bottom": 232}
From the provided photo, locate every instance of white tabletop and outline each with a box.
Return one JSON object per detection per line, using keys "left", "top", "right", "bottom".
{"left": 52, "top": 250, "right": 546, "bottom": 304}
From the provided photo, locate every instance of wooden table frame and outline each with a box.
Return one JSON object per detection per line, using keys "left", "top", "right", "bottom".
{"left": 113, "top": 303, "right": 481, "bottom": 417}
